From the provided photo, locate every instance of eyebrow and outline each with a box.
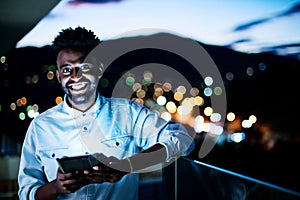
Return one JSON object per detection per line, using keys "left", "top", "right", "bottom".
{"left": 58, "top": 64, "right": 71, "bottom": 69}
{"left": 58, "top": 56, "right": 86, "bottom": 69}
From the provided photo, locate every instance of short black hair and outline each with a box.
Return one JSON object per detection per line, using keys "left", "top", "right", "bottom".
{"left": 52, "top": 26, "right": 101, "bottom": 56}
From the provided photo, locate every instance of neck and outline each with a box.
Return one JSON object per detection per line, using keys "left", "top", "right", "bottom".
{"left": 67, "top": 93, "right": 97, "bottom": 112}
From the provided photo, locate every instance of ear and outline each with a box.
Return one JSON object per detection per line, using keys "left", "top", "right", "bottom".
{"left": 98, "top": 63, "right": 104, "bottom": 78}
{"left": 56, "top": 70, "right": 61, "bottom": 83}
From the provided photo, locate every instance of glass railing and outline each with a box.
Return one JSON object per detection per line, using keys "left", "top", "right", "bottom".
{"left": 139, "top": 157, "right": 300, "bottom": 200}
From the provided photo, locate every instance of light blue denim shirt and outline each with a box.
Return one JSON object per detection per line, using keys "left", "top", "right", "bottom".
{"left": 18, "top": 92, "right": 194, "bottom": 200}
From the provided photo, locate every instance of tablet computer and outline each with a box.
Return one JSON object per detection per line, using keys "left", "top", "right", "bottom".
{"left": 56, "top": 154, "right": 101, "bottom": 173}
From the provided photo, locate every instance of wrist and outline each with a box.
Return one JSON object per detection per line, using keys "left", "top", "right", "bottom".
{"left": 35, "top": 180, "right": 59, "bottom": 200}
{"left": 125, "top": 157, "right": 133, "bottom": 173}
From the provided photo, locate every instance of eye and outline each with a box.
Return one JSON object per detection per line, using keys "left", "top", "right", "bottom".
{"left": 61, "top": 66, "right": 72, "bottom": 75}
{"left": 79, "top": 63, "right": 92, "bottom": 72}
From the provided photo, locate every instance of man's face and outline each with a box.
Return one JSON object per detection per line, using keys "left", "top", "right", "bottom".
{"left": 56, "top": 48, "right": 101, "bottom": 106}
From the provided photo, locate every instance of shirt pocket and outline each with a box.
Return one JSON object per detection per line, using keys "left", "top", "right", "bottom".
{"left": 100, "top": 133, "right": 132, "bottom": 149}
{"left": 38, "top": 146, "right": 69, "bottom": 181}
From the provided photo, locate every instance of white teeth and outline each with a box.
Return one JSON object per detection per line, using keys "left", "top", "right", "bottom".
{"left": 69, "top": 83, "right": 85, "bottom": 90}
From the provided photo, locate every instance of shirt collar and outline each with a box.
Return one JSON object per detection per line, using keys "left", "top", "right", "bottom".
{"left": 62, "top": 92, "right": 103, "bottom": 116}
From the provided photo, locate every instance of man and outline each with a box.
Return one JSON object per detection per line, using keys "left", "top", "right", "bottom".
{"left": 18, "top": 26, "right": 194, "bottom": 200}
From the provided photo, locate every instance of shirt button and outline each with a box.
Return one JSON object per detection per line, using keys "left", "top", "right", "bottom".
{"left": 82, "top": 113, "right": 86, "bottom": 117}
{"left": 83, "top": 126, "right": 87, "bottom": 131}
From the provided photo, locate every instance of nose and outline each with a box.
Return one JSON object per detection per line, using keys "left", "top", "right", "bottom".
{"left": 71, "top": 66, "right": 82, "bottom": 78}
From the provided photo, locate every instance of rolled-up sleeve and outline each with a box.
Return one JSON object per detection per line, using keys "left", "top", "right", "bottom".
{"left": 129, "top": 100, "right": 195, "bottom": 161}
{"left": 157, "top": 121, "right": 194, "bottom": 161}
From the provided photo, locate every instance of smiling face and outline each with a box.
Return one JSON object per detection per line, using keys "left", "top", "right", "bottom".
{"left": 56, "top": 48, "right": 102, "bottom": 111}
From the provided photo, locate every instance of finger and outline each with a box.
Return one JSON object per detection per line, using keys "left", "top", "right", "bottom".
{"left": 62, "top": 172, "right": 75, "bottom": 180}
{"left": 55, "top": 179, "right": 71, "bottom": 194}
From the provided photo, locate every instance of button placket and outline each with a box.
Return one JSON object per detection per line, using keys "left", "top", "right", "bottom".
{"left": 81, "top": 112, "right": 88, "bottom": 133}
{"left": 81, "top": 112, "right": 94, "bottom": 134}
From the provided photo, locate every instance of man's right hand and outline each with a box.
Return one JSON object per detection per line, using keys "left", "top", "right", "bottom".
{"left": 56, "top": 168, "right": 92, "bottom": 193}
{"left": 35, "top": 168, "right": 92, "bottom": 200}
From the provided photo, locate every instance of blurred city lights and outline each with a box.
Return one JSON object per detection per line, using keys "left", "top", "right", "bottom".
{"left": 100, "top": 78, "right": 109, "bottom": 88}
{"left": 204, "top": 107, "right": 213, "bottom": 116}
{"left": 210, "top": 113, "right": 221, "bottom": 122}
{"left": 214, "top": 87, "right": 222, "bottom": 96}
{"left": 174, "top": 92, "right": 183, "bottom": 101}
{"left": 0, "top": 62, "right": 285, "bottom": 156}
{"left": 19, "top": 112, "right": 26, "bottom": 120}
{"left": 32, "top": 75, "right": 39, "bottom": 84}
{"left": 126, "top": 76, "right": 135, "bottom": 86}
{"left": 204, "top": 76, "right": 213, "bottom": 86}
{"left": 10, "top": 103, "right": 16, "bottom": 111}
{"left": 166, "top": 101, "right": 177, "bottom": 113}
{"left": 230, "top": 132, "right": 246, "bottom": 143}
{"left": 208, "top": 123, "right": 224, "bottom": 136}
{"left": 47, "top": 71, "right": 55, "bottom": 80}
{"left": 157, "top": 96, "right": 167, "bottom": 106}
{"left": 132, "top": 82, "right": 142, "bottom": 92}
{"left": 204, "top": 87, "right": 212, "bottom": 97}
{"left": 0, "top": 56, "right": 6, "bottom": 63}
{"left": 227, "top": 112, "right": 236, "bottom": 122}
{"left": 162, "top": 82, "right": 172, "bottom": 92}
{"left": 190, "top": 87, "right": 199, "bottom": 96}
{"left": 161, "top": 111, "right": 172, "bottom": 121}
{"left": 194, "top": 115, "right": 205, "bottom": 133}
{"left": 55, "top": 96, "right": 63, "bottom": 105}
{"left": 246, "top": 67, "right": 254, "bottom": 76}
{"left": 249, "top": 115, "right": 257, "bottom": 124}
{"left": 176, "top": 85, "right": 186, "bottom": 94}
{"left": 242, "top": 119, "right": 252, "bottom": 128}
{"left": 225, "top": 72, "right": 234, "bottom": 81}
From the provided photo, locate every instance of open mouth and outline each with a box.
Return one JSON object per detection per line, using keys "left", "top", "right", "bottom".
{"left": 67, "top": 82, "right": 88, "bottom": 91}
